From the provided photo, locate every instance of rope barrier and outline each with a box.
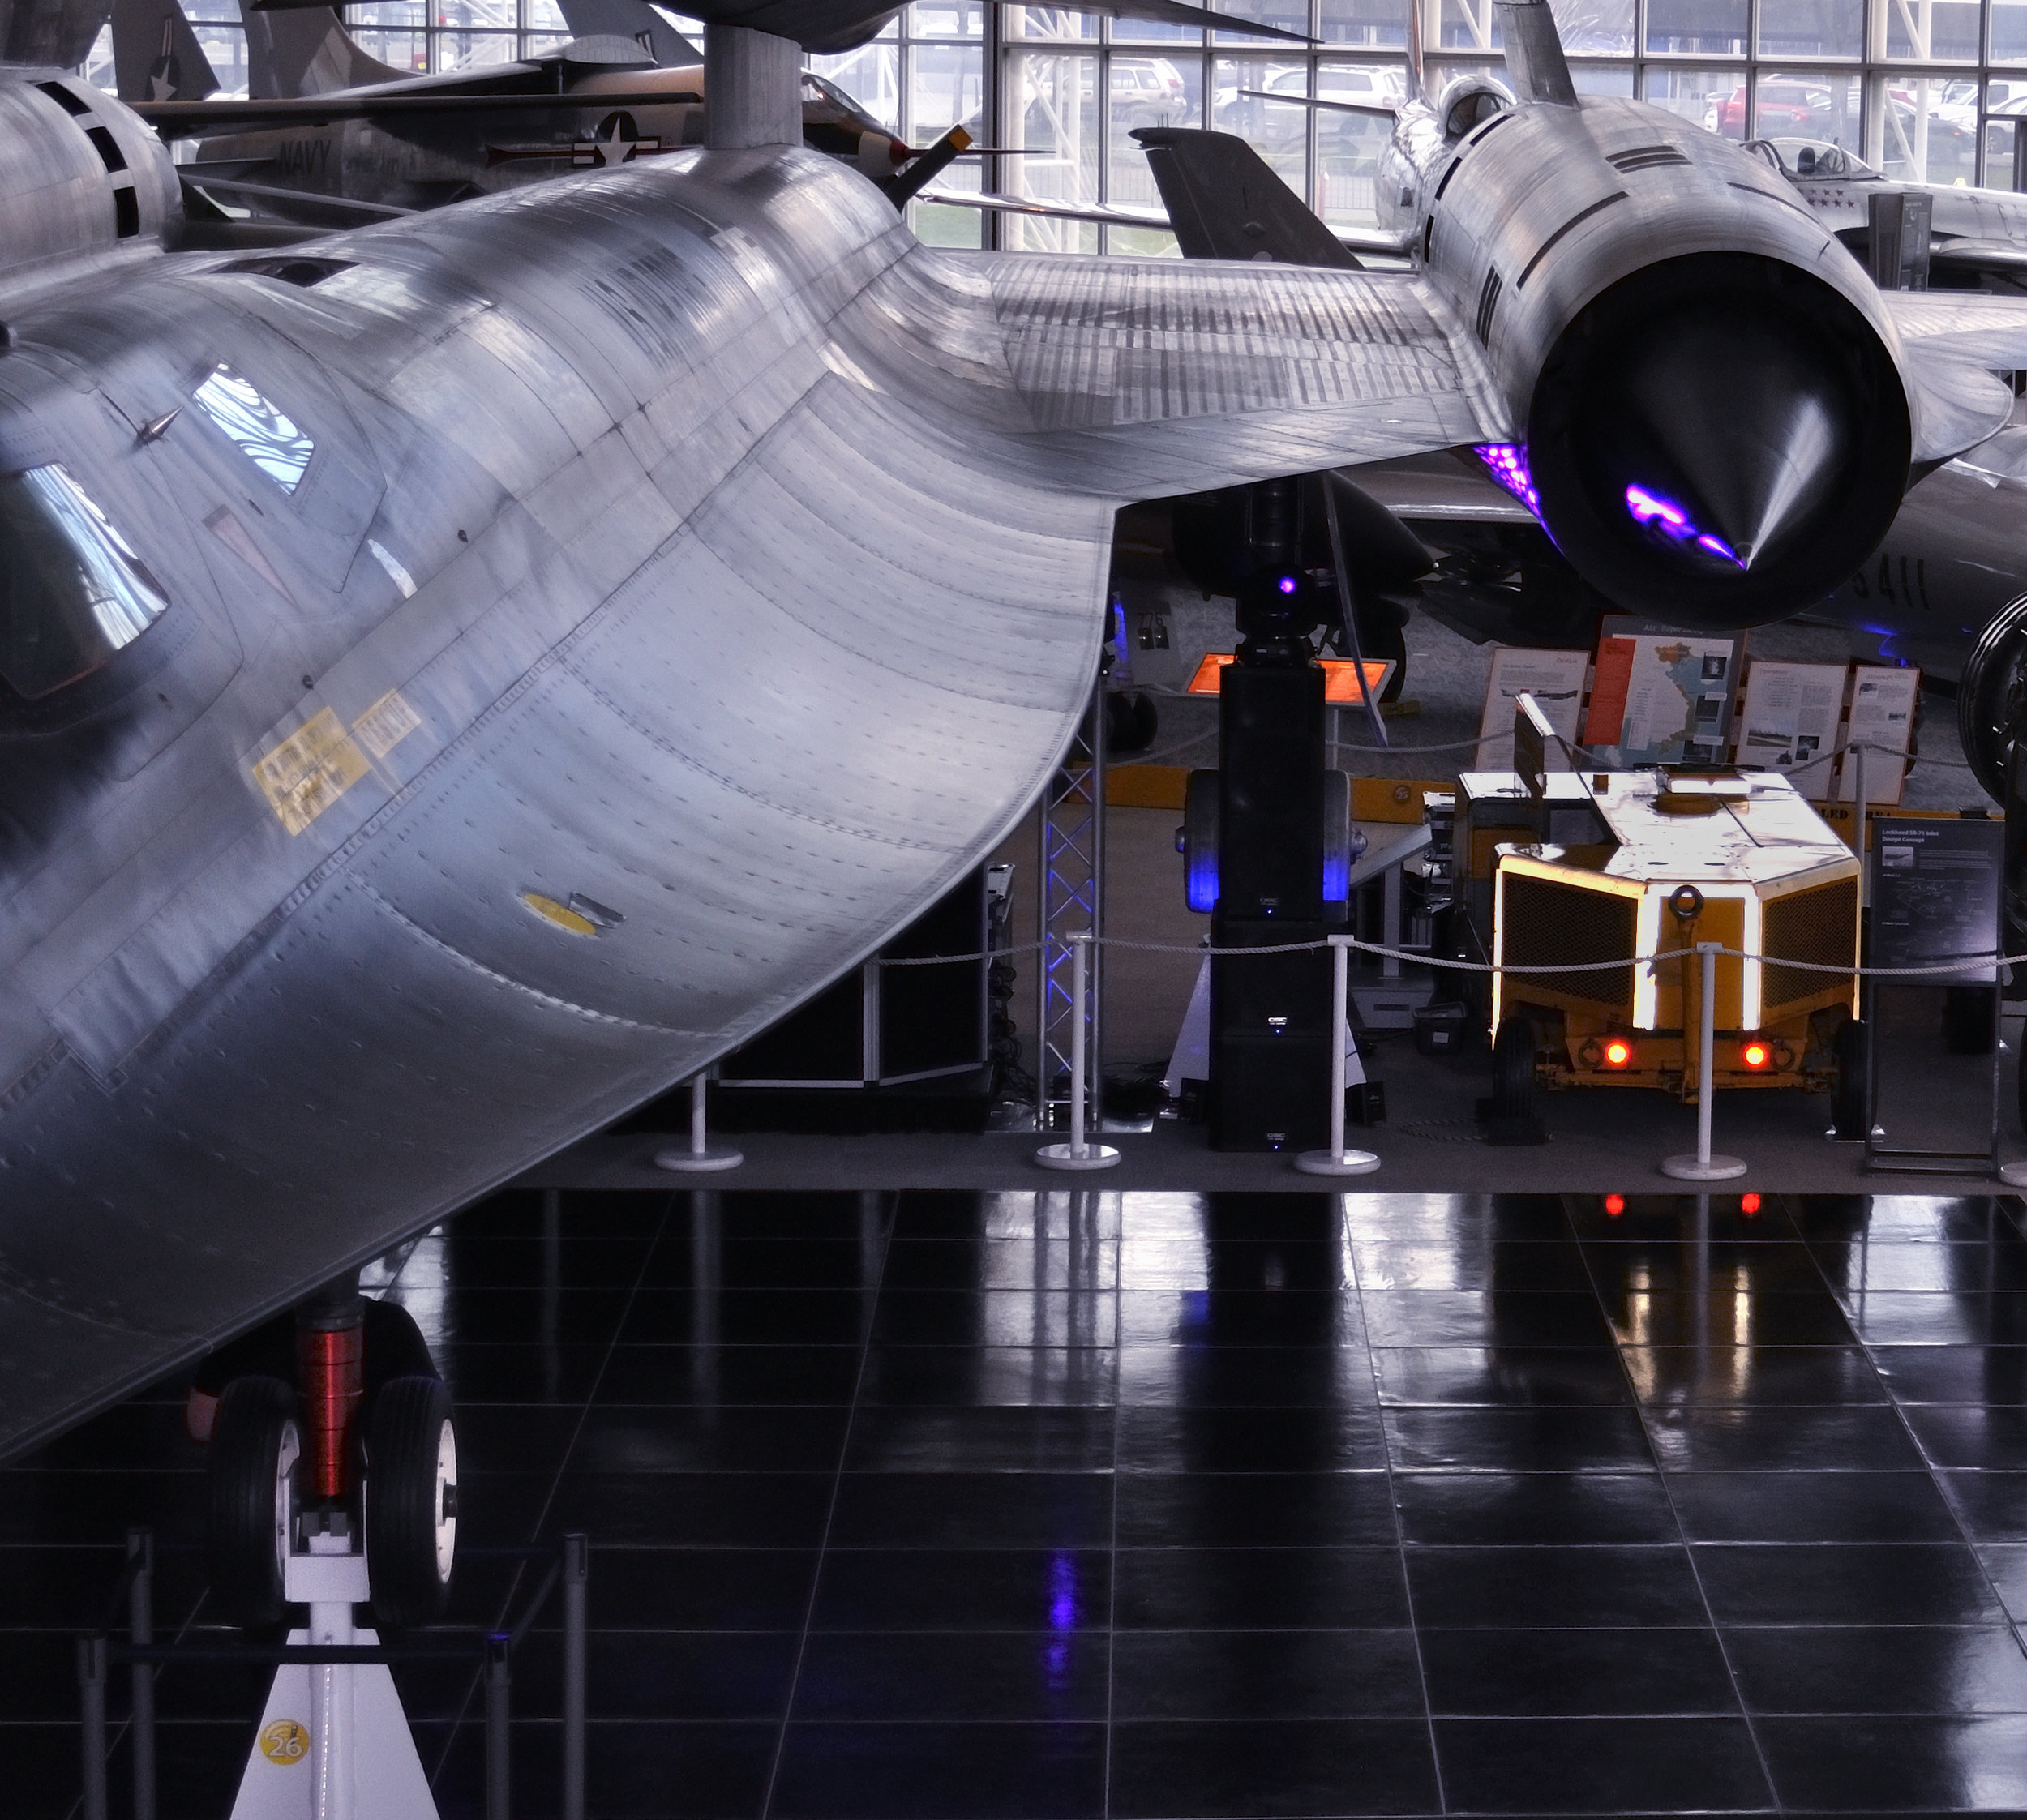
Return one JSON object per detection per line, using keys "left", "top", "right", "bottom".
{"left": 879, "top": 934, "right": 2017, "bottom": 979}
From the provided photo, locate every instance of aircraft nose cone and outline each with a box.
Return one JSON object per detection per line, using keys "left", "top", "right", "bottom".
{"left": 1614, "top": 314, "right": 1848, "bottom": 572}
{"left": 1525, "top": 252, "right": 1910, "bottom": 629}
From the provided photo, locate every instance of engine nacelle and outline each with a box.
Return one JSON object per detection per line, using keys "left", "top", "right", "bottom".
{"left": 0, "top": 71, "right": 180, "bottom": 307}
{"left": 1419, "top": 92, "right": 1913, "bottom": 628}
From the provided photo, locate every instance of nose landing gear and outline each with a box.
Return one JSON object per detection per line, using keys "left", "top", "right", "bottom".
{"left": 199, "top": 1278, "right": 456, "bottom": 1820}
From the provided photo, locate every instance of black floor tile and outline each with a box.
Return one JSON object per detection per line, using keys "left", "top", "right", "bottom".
{"left": 1393, "top": 1472, "right": 1678, "bottom": 1546}
{"left": 1811, "top": 1240, "right": 2027, "bottom": 1296}
{"left": 583, "top": 1548, "right": 818, "bottom": 1630}
{"left": 544, "top": 1471, "right": 838, "bottom": 1547}
{"left": 1844, "top": 1292, "right": 2027, "bottom": 1347}
{"left": 1618, "top": 1345, "right": 1887, "bottom": 1407}
{"left": 1758, "top": 1714, "right": 2027, "bottom": 1810}
{"left": 620, "top": 1288, "right": 877, "bottom": 1348}
{"left": 857, "top": 1345, "right": 1116, "bottom": 1409}
{"left": 879, "top": 1240, "right": 1119, "bottom": 1295}
{"left": 1341, "top": 1194, "right": 1570, "bottom": 1244}
{"left": 1112, "top": 1546, "right": 1411, "bottom": 1629}
{"left": 1359, "top": 1291, "right": 1616, "bottom": 1350}
{"left": 1643, "top": 1404, "right": 1926, "bottom": 1472}
{"left": 1117, "top": 1344, "right": 1378, "bottom": 1408}
{"left": 1382, "top": 1406, "right": 1655, "bottom": 1473}
{"left": 1113, "top": 1471, "right": 1399, "bottom": 1547}
{"left": 1664, "top": 1471, "right": 1966, "bottom": 1543}
{"left": 636, "top": 1238, "right": 885, "bottom": 1291}
{"left": 439, "top": 1716, "right": 778, "bottom": 1818}
{"left": 590, "top": 1344, "right": 867, "bottom": 1407}
{"left": 1582, "top": 1238, "right": 1830, "bottom": 1295}
{"left": 843, "top": 1405, "right": 1113, "bottom": 1473}
{"left": 1871, "top": 1345, "right": 2027, "bottom": 1405}
{"left": 474, "top": 1405, "right": 851, "bottom": 1475}
{"left": 1693, "top": 1543, "right": 2008, "bottom": 1626}
{"left": 876, "top": 1290, "right": 1117, "bottom": 1349}
{"left": 1351, "top": 1241, "right": 1593, "bottom": 1294}
{"left": 769, "top": 1719, "right": 1107, "bottom": 1819}
{"left": 791, "top": 1629, "right": 1108, "bottom": 1721}
{"left": 1121, "top": 1290, "right": 1362, "bottom": 1349}
{"left": 809, "top": 1549, "right": 1111, "bottom": 1632}
{"left": 898, "top": 1191, "right": 1121, "bottom": 1244}
{"left": 1432, "top": 1715, "right": 1774, "bottom": 1813}
{"left": 1116, "top": 1404, "right": 1387, "bottom": 1474}
{"left": 1937, "top": 1471, "right": 2027, "bottom": 1543}
{"left": 1725, "top": 1624, "right": 2027, "bottom": 1715}
{"left": 1369, "top": 1347, "right": 1635, "bottom": 1407}
{"left": 1793, "top": 1195, "right": 2022, "bottom": 1245}
{"left": 512, "top": 1628, "right": 800, "bottom": 1719}
{"left": 1110, "top": 1629, "right": 1425, "bottom": 1719}
{"left": 1418, "top": 1626, "right": 1739, "bottom": 1716}
{"left": 1902, "top": 1404, "right": 2027, "bottom": 1470}
{"left": 1127, "top": 1239, "right": 1344, "bottom": 1293}
{"left": 1404, "top": 1544, "right": 1712, "bottom": 1629}
{"left": 826, "top": 1472, "right": 1112, "bottom": 1550}
{"left": 1979, "top": 1544, "right": 2027, "bottom": 1623}
{"left": 1108, "top": 1717, "right": 1442, "bottom": 1817}
{"left": 1567, "top": 1193, "right": 1800, "bottom": 1243}
{"left": 1596, "top": 1291, "right": 1858, "bottom": 1347}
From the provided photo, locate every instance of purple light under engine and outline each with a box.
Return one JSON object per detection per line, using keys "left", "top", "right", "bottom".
{"left": 1474, "top": 443, "right": 1540, "bottom": 516}
{"left": 1624, "top": 483, "right": 1743, "bottom": 565}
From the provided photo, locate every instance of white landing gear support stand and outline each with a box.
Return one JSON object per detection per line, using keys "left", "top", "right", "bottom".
{"left": 1661, "top": 942, "right": 1748, "bottom": 1183}
{"left": 231, "top": 1548, "right": 437, "bottom": 1820}
{"left": 1038, "top": 932, "right": 1120, "bottom": 1171}
{"left": 1296, "top": 936, "right": 1382, "bottom": 1176}
{"left": 656, "top": 1069, "right": 744, "bottom": 1173}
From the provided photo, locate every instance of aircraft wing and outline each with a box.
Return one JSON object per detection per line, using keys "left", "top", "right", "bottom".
{"left": 135, "top": 88, "right": 701, "bottom": 137}
{"left": 1879, "top": 289, "right": 2027, "bottom": 462}
{"left": 843, "top": 246, "right": 1513, "bottom": 493}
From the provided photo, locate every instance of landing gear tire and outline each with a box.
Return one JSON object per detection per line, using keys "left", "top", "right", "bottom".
{"left": 1490, "top": 1014, "right": 1536, "bottom": 1123}
{"left": 208, "top": 1376, "right": 299, "bottom": 1628}
{"left": 1832, "top": 1017, "right": 1871, "bottom": 1141}
{"left": 366, "top": 1375, "right": 457, "bottom": 1628}
{"left": 1957, "top": 590, "right": 2027, "bottom": 803}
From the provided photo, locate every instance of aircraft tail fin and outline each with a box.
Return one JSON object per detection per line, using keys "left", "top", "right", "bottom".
{"left": 110, "top": 0, "right": 219, "bottom": 101}
{"left": 555, "top": 0, "right": 701, "bottom": 66}
{"left": 1403, "top": 0, "right": 1425, "bottom": 102}
{"left": 1497, "top": 0, "right": 1578, "bottom": 105}
{"left": 238, "top": 0, "right": 405, "bottom": 97}
{"left": 1133, "top": 128, "right": 1361, "bottom": 269}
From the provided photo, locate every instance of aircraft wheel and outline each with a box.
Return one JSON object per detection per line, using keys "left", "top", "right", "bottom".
{"left": 207, "top": 1377, "right": 299, "bottom": 1627}
{"left": 366, "top": 1375, "right": 457, "bottom": 1628}
{"left": 1832, "top": 1017, "right": 1871, "bottom": 1141}
{"left": 1490, "top": 1014, "right": 1536, "bottom": 1124}
{"left": 1956, "top": 591, "right": 2027, "bottom": 803}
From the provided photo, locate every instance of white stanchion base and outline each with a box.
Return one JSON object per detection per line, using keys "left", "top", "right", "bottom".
{"left": 655, "top": 1146, "right": 744, "bottom": 1173}
{"left": 1997, "top": 1161, "right": 2027, "bottom": 1188}
{"left": 1660, "top": 1153, "right": 1748, "bottom": 1181}
{"left": 1293, "top": 1148, "right": 1382, "bottom": 1176}
{"left": 1035, "top": 1142, "right": 1121, "bottom": 1171}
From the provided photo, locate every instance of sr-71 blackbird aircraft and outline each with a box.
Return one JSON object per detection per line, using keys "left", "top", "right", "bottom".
{"left": 13, "top": 0, "right": 2027, "bottom": 1617}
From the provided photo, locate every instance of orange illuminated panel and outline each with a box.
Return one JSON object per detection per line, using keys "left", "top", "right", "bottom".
{"left": 1185, "top": 653, "right": 1396, "bottom": 704}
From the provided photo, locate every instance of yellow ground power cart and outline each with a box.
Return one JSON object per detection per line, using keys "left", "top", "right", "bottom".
{"left": 1446, "top": 763, "right": 1862, "bottom": 1134}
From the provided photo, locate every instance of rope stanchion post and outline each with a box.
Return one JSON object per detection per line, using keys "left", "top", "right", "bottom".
{"left": 1037, "top": 931, "right": 1120, "bottom": 1171}
{"left": 1296, "top": 935, "right": 1381, "bottom": 1176}
{"left": 1661, "top": 942, "right": 1748, "bottom": 1182}
{"left": 655, "top": 1068, "right": 744, "bottom": 1174}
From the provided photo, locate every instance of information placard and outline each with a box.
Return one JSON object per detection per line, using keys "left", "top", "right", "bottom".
{"left": 1474, "top": 646, "right": 1588, "bottom": 771}
{"left": 1583, "top": 619, "right": 1742, "bottom": 766}
{"left": 1871, "top": 817, "right": 2003, "bottom": 983}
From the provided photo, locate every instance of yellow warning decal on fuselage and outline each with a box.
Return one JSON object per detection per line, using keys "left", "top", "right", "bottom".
{"left": 353, "top": 687, "right": 422, "bottom": 760}
{"left": 251, "top": 707, "right": 372, "bottom": 835}
{"left": 259, "top": 1718, "right": 310, "bottom": 1763}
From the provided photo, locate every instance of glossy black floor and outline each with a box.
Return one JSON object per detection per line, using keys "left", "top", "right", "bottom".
{"left": 12, "top": 1190, "right": 2027, "bottom": 1818}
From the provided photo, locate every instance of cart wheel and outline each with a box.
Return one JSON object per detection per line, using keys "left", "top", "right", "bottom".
{"left": 1491, "top": 1015, "right": 1536, "bottom": 1123}
{"left": 1832, "top": 1017, "right": 1871, "bottom": 1141}
{"left": 1943, "top": 985, "right": 1997, "bottom": 1056}
{"left": 366, "top": 1375, "right": 457, "bottom": 1628}
{"left": 208, "top": 1376, "right": 299, "bottom": 1627}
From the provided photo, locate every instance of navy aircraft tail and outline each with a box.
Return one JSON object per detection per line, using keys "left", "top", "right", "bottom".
{"left": 236, "top": 0, "right": 405, "bottom": 96}
{"left": 110, "top": 0, "right": 218, "bottom": 101}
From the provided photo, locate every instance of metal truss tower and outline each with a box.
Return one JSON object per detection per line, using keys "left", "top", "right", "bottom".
{"left": 1037, "top": 674, "right": 1104, "bottom": 1133}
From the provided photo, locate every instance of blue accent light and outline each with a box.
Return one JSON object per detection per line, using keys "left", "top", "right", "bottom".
{"left": 1185, "top": 850, "right": 1217, "bottom": 914}
{"left": 1474, "top": 442, "right": 1541, "bottom": 516}
{"left": 1276, "top": 575, "right": 1298, "bottom": 595}
{"left": 1625, "top": 483, "right": 1743, "bottom": 566}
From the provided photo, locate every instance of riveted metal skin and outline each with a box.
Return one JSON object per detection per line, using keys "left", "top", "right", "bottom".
{"left": 0, "top": 70, "right": 1522, "bottom": 1456}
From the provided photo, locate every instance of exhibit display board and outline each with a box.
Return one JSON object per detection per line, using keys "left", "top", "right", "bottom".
{"left": 1735, "top": 661, "right": 1846, "bottom": 785}
{"left": 1581, "top": 619, "right": 1743, "bottom": 766}
{"left": 1473, "top": 647, "right": 1589, "bottom": 771}
{"left": 1831, "top": 667, "right": 1921, "bottom": 805}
